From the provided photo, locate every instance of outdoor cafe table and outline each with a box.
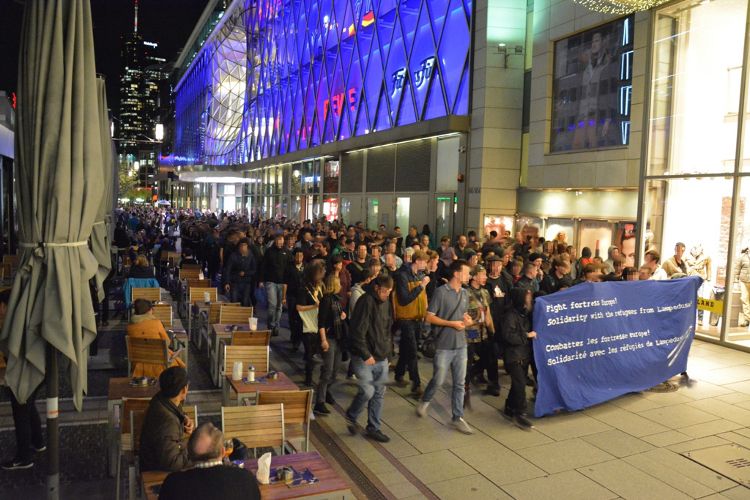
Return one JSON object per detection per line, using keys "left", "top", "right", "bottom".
{"left": 142, "top": 451, "right": 351, "bottom": 500}
{"left": 107, "top": 377, "right": 160, "bottom": 477}
{"left": 223, "top": 372, "right": 299, "bottom": 407}
{"left": 189, "top": 296, "right": 228, "bottom": 350}
{"left": 210, "top": 324, "right": 260, "bottom": 386}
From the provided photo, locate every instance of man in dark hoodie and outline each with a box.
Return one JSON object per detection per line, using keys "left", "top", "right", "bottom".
{"left": 345, "top": 274, "right": 394, "bottom": 443}
{"left": 260, "top": 234, "right": 289, "bottom": 336}
{"left": 499, "top": 289, "right": 537, "bottom": 424}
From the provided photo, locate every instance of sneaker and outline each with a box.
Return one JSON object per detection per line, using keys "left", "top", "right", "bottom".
{"left": 416, "top": 401, "right": 429, "bottom": 417}
{"left": 409, "top": 387, "right": 423, "bottom": 399}
{"left": 345, "top": 416, "right": 358, "bottom": 435}
{"left": 346, "top": 373, "right": 357, "bottom": 380}
{"left": 31, "top": 444, "right": 46, "bottom": 453}
{"left": 313, "top": 402, "right": 330, "bottom": 415}
{"left": 366, "top": 429, "right": 390, "bottom": 443}
{"left": 325, "top": 393, "right": 336, "bottom": 406}
{"left": 1, "top": 458, "right": 33, "bottom": 470}
{"left": 450, "top": 418, "right": 474, "bottom": 435}
{"left": 272, "top": 327, "right": 280, "bottom": 337}
{"left": 483, "top": 384, "right": 500, "bottom": 397}
{"left": 394, "top": 376, "right": 408, "bottom": 386}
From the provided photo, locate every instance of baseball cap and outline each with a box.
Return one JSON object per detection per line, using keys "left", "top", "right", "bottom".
{"left": 470, "top": 264, "right": 486, "bottom": 276}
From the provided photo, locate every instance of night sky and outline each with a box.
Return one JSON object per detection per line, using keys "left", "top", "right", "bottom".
{"left": 0, "top": 0, "right": 211, "bottom": 115}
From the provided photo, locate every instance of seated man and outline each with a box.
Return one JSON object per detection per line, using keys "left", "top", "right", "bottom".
{"left": 159, "top": 422, "right": 261, "bottom": 500}
{"left": 178, "top": 248, "right": 199, "bottom": 269}
{"left": 127, "top": 299, "right": 185, "bottom": 378}
{"left": 139, "top": 367, "right": 195, "bottom": 472}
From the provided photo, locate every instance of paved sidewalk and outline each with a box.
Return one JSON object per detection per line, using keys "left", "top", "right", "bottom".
{"left": 315, "top": 338, "right": 750, "bottom": 499}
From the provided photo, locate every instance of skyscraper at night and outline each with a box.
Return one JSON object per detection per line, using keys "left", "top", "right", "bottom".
{"left": 118, "top": 0, "right": 169, "bottom": 187}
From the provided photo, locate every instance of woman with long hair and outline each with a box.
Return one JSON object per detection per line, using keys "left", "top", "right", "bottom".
{"left": 314, "top": 275, "right": 347, "bottom": 415}
{"left": 297, "top": 263, "right": 326, "bottom": 385}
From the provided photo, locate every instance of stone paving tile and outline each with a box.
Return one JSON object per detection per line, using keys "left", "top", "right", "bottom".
{"left": 721, "top": 486, "right": 750, "bottom": 500}
{"left": 516, "top": 438, "right": 616, "bottom": 474}
{"left": 399, "top": 416, "right": 496, "bottom": 454}
{"left": 687, "top": 398, "right": 750, "bottom": 426}
{"left": 667, "top": 435, "right": 731, "bottom": 453}
{"left": 640, "top": 448, "right": 736, "bottom": 491}
{"left": 376, "top": 470, "right": 410, "bottom": 487}
{"left": 716, "top": 431, "right": 750, "bottom": 449}
{"left": 468, "top": 414, "right": 554, "bottom": 450}
{"left": 580, "top": 429, "right": 655, "bottom": 457}
{"left": 678, "top": 418, "right": 744, "bottom": 438}
{"left": 531, "top": 410, "right": 613, "bottom": 441}
{"left": 451, "top": 442, "right": 546, "bottom": 487}
{"left": 577, "top": 459, "right": 692, "bottom": 500}
{"left": 583, "top": 405, "right": 671, "bottom": 437}
{"left": 639, "top": 404, "right": 721, "bottom": 429}
{"left": 427, "top": 473, "right": 512, "bottom": 500}
{"left": 637, "top": 391, "right": 693, "bottom": 406}
{"left": 500, "top": 470, "right": 618, "bottom": 500}
{"left": 607, "top": 393, "right": 664, "bottom": 412}
{"left": 623, "top": 452, "right": 727, "bottom": 497}
{"left": 672, "top": 380, "right": 733, "bottom": 400}
{"left": 398, "top": 450, "right": 476, "bottom": 485}
{"left": 639, "top": 429, "right": 695, "bottom": 447}
{"left": 387, "top": 480, "right": 424, "bottom": 499}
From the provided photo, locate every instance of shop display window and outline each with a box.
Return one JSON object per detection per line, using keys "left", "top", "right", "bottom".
{"left": 648, "top": 0, "right": 747, "bottom": 175}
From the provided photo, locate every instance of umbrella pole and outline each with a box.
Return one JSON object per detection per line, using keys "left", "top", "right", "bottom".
{"left": 45, "top": 341, "right": 60, "bottom": 500}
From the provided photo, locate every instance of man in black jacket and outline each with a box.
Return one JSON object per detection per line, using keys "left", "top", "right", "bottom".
{"left": 260, "top": 234, "right": 289, "bottom": 336}
{"left": 345, "top": 274, "right": 394, "bottom": 443}
{"left": 515, "top": 262, "right": 539, "bottom": 295}
{"left": 499, "top": 289, "right": 537, "bottom": 422}
{"left": 283, "top": 248, "right": 306, "bottom": 350}
{"left": 159, "top": 422, "right": 261, "bottom": 500}
{"left": 224, "top": 238, "right": 257, "bottom": 307}
{"left": 140, "top": 367, "right": 195, "bottom": 472}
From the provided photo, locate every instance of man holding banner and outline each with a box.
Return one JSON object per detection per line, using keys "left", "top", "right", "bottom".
{"left": 531, "top": 276, "right": 701, "bottom": 417}
{"left": 499, "top": 289, "right": 537, "bottom": 427}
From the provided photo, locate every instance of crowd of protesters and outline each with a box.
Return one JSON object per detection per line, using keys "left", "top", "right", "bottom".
{"left": 108, "top": 207, "right": 683, "bottom": 439}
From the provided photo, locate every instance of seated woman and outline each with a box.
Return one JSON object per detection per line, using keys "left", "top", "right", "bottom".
{"left": 129, "top": 255, "right": 155, "bottom": 279}
{"left": 127, "top": 299, "right": 185, "bottom": 378}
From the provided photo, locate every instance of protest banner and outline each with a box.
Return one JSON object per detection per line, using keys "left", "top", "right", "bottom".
{"left": 532, "top": 276, "right": 701, "bottom": 417}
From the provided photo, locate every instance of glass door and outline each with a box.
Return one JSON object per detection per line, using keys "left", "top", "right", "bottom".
{"left": 435, "top": 194, "right": 454, "bottom": 243}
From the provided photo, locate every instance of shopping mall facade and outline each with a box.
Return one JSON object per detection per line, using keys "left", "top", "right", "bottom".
{"left": 165, "top": 0, "right": 750, "bottom": 349}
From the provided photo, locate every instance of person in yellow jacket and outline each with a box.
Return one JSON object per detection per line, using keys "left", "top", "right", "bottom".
{"left": 393, "top": 250, "right": 430, "bottom": 398}
{"left": 127, "top": 299, "right": 186, "bottom": 378}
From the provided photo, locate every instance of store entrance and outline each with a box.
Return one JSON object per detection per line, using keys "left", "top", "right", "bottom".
{"left": 435, "top": 194, "right": 455, "bottom": 242}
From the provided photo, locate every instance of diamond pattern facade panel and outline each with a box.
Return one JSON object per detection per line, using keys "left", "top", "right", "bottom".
{"left": 174, "top": 0, "right": 472, "bottom": 167}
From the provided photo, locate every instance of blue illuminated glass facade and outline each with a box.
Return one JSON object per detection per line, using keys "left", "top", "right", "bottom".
{"left": 174, "top": 0, "right": 472, "bottom": 167}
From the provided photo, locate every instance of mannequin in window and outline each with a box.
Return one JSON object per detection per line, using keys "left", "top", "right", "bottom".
{"left": 686, "top": 244, "right": 712, "bottom": 327}
{"left": 734, "top": 245, "right": 750, "bottom": 328}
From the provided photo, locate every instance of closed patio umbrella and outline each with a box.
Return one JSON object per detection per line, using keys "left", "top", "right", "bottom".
{"left": 0, "top": 0, "right": 104, "bottom": 496}
{"left": 91, "top": 76, "right": 114, "bottom": 298}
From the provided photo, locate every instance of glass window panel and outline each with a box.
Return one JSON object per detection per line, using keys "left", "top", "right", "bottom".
{"left": 644, "top": 177, "right": 732, "bottom": 339}
{"left": 367, "top": 197, "right": 379, "bottom": 230}
{"left": 340, "top": 196, "right": 352, "bottom": 224}
{"left": 649, "top": 0, "right": 747, "bottom": 175}
{"left": 324, "top": 160, "right": 340, "bottom": 193}
{"left": 396, "top": 196, "right": 410, "bottom": 231}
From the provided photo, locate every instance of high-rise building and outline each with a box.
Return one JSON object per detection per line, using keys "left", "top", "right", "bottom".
{"left": 118, "top": 0, "right": 169, "bottom": 188}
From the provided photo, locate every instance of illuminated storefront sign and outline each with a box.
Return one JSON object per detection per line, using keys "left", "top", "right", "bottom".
{"left": 175, "top": 0, "right": 472, "bottom": 167}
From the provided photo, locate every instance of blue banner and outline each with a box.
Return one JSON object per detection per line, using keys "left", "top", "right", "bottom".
{"left": 532, "top": 276, "right": 702, "bottom": 417}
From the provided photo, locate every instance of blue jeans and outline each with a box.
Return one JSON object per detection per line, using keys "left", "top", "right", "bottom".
{"left": 265, "top": 282, "right": 284, "bottom": 330}
{"left": 422, "top": 347, "right": 467, "bottom": 421}
{"left": 230, "top": 282, "right": 252, "bottom": 307}
{"left": 346, "top": 357, "right": 389, "bottom": 432}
